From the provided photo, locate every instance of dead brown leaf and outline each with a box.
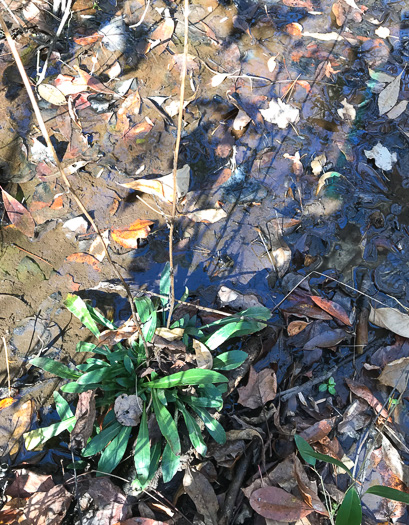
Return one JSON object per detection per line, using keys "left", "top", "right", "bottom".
{"left": 310, "top": 296, "right": 351, "bottom": 326}
{"left": 23, "top": 484, "right": 72, "bottom": 525}
{"left": 345, "top": 378, "right": 391, "bottom": 421}
{"left": 70, "top": 390, "right": 96, "bottom": 450}
{"left": 378, "top": 357, "right": 409, "bottom": 394}
{"left": 299, "top": 419, "right": 334, "bottom": 443}
{"left": 1, "top": 188, "right": 35, "bottom": 238}
{"left": 146, "top": 17, "right": 175, "bottom": 54}
{"left": 287, "top": 320, "right": 310, "bottom": 336}
{"left": 237, "top": 366, "right": 277, "bottom": 409}
{"left": 111, "top": 219, "right": 153, "bottom": 249}
{"left": 183, "top": 466, "right": 219, "bottom": 525}
{"left": 6, "top": 471, "right": 54, "bottom": 498}
{"left": 249, "top": 486, "right": 314, "bottom": 521}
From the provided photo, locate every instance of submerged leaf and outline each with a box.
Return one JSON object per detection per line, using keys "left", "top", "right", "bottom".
{"left": 111, "top": 219, "right": 153, "bottom": 249}
{"left": 260, "top": 98, "right": 299, "bottom": 129}
{"left": 378, "top": 71, "right": 403, "bottom": 115}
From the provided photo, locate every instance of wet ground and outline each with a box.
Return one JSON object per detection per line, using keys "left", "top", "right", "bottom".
{"left": 1, "top": 0, "right": 409, "bottom": 523}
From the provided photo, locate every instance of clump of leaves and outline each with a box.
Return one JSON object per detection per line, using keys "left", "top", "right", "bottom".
{"left": 24, "top": 264, "right": 271, "bottom": 489}
{"left": 294, "top": 435, "right": 409, "bottom": 525}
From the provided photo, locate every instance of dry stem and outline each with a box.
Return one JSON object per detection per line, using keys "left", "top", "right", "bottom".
{"left": 167, "top": 0, "right": 189, "bottom": 327}
{"left": 0, "top": 14, "right": 149, "bottom": 358}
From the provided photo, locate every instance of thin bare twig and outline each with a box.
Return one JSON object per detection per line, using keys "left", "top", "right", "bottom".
{"left": 0, "top": 15, "right": 150, "bottom": 358}
{"left": 2, "top": 337, "right": 11, "bottom": 396}
{"left": 167, "top": 0, "right": 189, "bottom": 327}
{"left": 129, "top": 0, "right": 151, "bottom": 28}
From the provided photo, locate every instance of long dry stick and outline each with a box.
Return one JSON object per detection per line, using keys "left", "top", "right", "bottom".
{"left": 2, "top": 336, "right": 11, "bottom": 396}
{"left": 167, "top": 0, "right": 189, "bottom": 328}
{"left": 0, "top": 15, "right": 150, "bottom": 358}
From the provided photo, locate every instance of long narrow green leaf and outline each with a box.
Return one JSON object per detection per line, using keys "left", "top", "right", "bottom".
{"left": 336, "top": 487, "right": 362, "bottom": 525}
{"left": 76, "top": 367, "right": 113, "bottom": 385}
{"left": 61, "top": 382, "right": 101, "bottom": 393}
{"left": 365, "top": 486, "right": 409, "bottom": 504}
{"left": 97, "top": 425, "right": 132, "bottom": 475}
{"left": 82, "top": 422, "right": 122, "bottom": 457}
{"left": 294, "top": 435, "right": 353, "bottom": 477}
{"left": 30, "top": 357, "right": 81, "bottom": 380}
{"left": 205, "top": 320, "right": 265, "bottom": 350}
{"left": 160, "top": 262, "right": 171, "bottom": 303}
{"left": 24, "top": 416, "right": 76, "bottom": 450}
{"left": 177, "top": 402, "right": 207, "bottom": 455}
{"left": 64, "top": 294, "right": 100, "bottom": 337}
{"left": 212, "top": 350, "right": 248, "bottom": 370}
{"left": 190, "top": 405, "right": 226, "bottom": 444}
{"left": 54, "top": 392, "right": 74, "bottom": 423}
{"left": 86, "top": 303, "right": 117, "bottom": 330}
{"left": 134, "top": 410, "right": 150, "bottom": 484}
{"left": 133, "top": 442, "right": 161, "bottom": 491}
{"left": 148, "top": 369, "right": 228, "bottom": 389}
{"left": 162, "top": 442, "right": 180, "bottom": 483}
{"left": 152, "top": 391, "right": 181, "bottom": 455}
{"left": 76, "top": 342, "right": 110, "bottom": 356}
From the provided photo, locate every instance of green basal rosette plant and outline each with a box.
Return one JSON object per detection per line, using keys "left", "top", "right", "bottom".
{"left": 25, "top": 264, "right": 271, "bottom": 489}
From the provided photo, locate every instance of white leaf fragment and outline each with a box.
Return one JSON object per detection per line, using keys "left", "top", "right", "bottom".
{"left": 311, "top": 153, "right": 326, "bottom": 176}
{"left": 267, "top": 56, "right": 277, "bottom": 72}
{"left": 369, "top": 306, "right": 409, "bottom": 338}
{"left": 185, "top": 208, "right": 227, "bottom": 223}
{"left": 375, "top": 26, "right": 390, "bottom": 39}
{"left": 369, "top": 68, "right": 395, "bottom": 83}
{"left": 337, "top": 98, "right": 356, "bottom": 120}
{"left": 364, "top": 142, "right": 397, "bottom": 171}
{"left": 260, "top": 98, "right": 299, "bottom": 129}
{"left": 386, "top": 100, "right": 408, "bottom": 120}
{"left": 302, "top": 31, "right": 344, "bottom": 41}
{"left": 211, "top": 73, "right": 228, "bottom": 87}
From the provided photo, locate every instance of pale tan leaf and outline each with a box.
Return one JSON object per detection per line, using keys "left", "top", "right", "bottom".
{"left": 183, "top": 467, "right": 219, "bottom": 525}
{"left": 387, "top": 100, "right": 408, "bottom": 120}
{"left": 155, "top": 327, "right": 184, "bottom": 341}
{"left": 121, "top": 165, "right": 190, "bottom": 203}
{"left": 369, "top": 306, "right": 409, "bottom": 338}
{"left": 378, "top": 357, "right": 409, "bottom": 393}
{"left": 211, "top": 73, "right": 228, "bottom": 87}
{"left": 192, "top": 339, "right": 213, "bottom": 369}
{"left": 37, "top": 84, "right": 67, "bottom": 106}
{"left": 185, "top": 208, "right": 227, "bottom": 223}
{"left": 378, "top": 71, "right": 403, "bottom": 115}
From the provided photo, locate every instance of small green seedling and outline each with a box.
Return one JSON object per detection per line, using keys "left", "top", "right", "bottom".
{"left": 319, "top": 376, "right": 336, "bottom": 395}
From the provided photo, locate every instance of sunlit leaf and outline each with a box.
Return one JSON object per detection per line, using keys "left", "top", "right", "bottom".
{"left": 111, "top": 219, "right": 153, "bottom": 249}
{"left": 336, "top": 487, "right": 361, "bottom": 525}
{"left": 30, "top": 357, "right": 81, "bottom": 380}
{"left": 152, "top": 390, "right": 181, "bottom": 455}
{"left": 148, "top": 369, "right": 228, "bottom": 389}
{"left": 97, "top": 425, "right": 132, "bottom": 475}
{"left": 24, "top": 416, "right": 76, "bottom": 450}
{"left": 1, "top": 188, "right": 35, "bottom": 237}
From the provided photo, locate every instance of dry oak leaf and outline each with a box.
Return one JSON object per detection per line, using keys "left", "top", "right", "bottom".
{"left": 23, "top": 484, "right": 72, "bottom": 525}
{"left": 250, "top": 486, "right": 314, "bottom": 521}
{"left": 1, "top": 188, "right": 35, "bottom": 238}
{"left": 237, "top": 366, "right": 277, "bottom": 409}
{"left": 111, "top": 219, "right": 153, "bottom": 249}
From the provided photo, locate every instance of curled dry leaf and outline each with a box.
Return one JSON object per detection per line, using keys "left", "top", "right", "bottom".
{"left": 70, "top": 390, "right": 96, "bottom": 450}
{"left": 287, "top": 320, "right": 309, "bottom": 336}
{"left": 237, "top": 366, "right": 277, "bottom": 409}
{"left": 1, "top": 188, "right": 36, "bottom": 238}
{"left": 249, "top": 486, "right": 313, "bottom": 521}
{"left": 111, "top": 219, "right": 153, "bottom": 249}
{"left": 114, "top": 394, "right": 143, "bottom": 426}
{"left": 183, "top": 467, "right": 219, "bottom": 525}
{"left": 364, "top": 142, "right": 397, "bottom": 171}
{"left": 369, "top": 306, "right": 409, "bottom": 338}
{"left": 121, "top": 165, "right": 190, "bottom": 204}
{"left": 283, "top": 152, "right": 303, "bottom": 176}
{"left": 315, "top": 171, "right": 342, "bottom": 195}
{"left": 192, "top": 339, "right": 213, "bottom": 369}
{"left": 310, "top": 296, "right": 351, "bottom": 325}
{"left": 293, "top": 457, "right": 329, "bottom": 516}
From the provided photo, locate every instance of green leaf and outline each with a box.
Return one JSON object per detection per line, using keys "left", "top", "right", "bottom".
{"left": 134, "top": 410, "right": 150, "bottom": 484}
{"left": 162, "top": 442, "right": 180, "bottom": 483}
{"left": 190, "top": 405, "right": 226, "bottom": 444}
{"left": 177, "top": 402, "right": 207, "bottom": 455}
{"left": 124, "top": 355, "right": 134, "bottom": 375}
{"left": 76, "top": 342, "right": 110, "bottom": 356}
{"left": 24, "top": 416, "right": 76, "bottom": 450}
{"left": 329, "top": 386, "right": 337, "bottom": 395}
{"left": 205, "top": 320, "right": 265, "bottom": 351}
{"left": 30, "top": 357, "right": 81, "bottom": 380}
{"left": 319, "top": 384, "right": 328, "bottom": 392}
{"left": 365, "top": 485, "right": 409, "bottom": 504}
{"left": 82, "top": 422, "right": 122, "bottom": 457}
{"left": 212, "top": 350, "right": 247, "bottom": 370}
{"left": 152, "top": 390, "right": 181, "bottom": 455}
{"left": 64, "top": 294, "right": 100, "bottom": 337}
{"left": 86, "top": 303, "right": 117, "bottom": 329}
{"left": 336, "top": 487, "right": 362, "bottom": 525}
{"left": 179, "top": 395, "right": 222, "bottom": 409}
{"left": 61, "top": 382, "right": 101, "bottom": 393}
{"left": 294, "top": 435, "right": 352, "bottom": 477}
{"left": 54, "top": 392, "right": 74, "bottom": 423}
{"left": 134, "top": 296, "right": 154, "bottom": 323}
{"left": 97, "top": 425, "right": 132, "bottom": 475}
{"left": 148, "top": 369, "right": 228, "bottom": 389}
{"left": 160, "top": 262, "right": 171, "bottom": 304}
{"left": 76, "top": 367, "right": 114, "bottom": 385}
{"left": 133, "top": 442, "right": 161, "bottom": 491}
